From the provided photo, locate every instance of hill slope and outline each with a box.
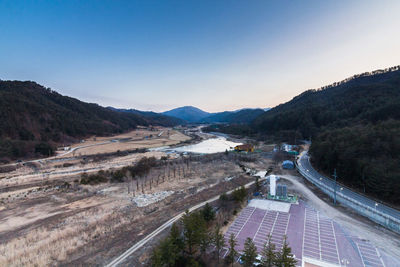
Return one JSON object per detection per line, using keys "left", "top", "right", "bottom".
{"left": 163, "top": 106, "right": 268, "bottom": 124}
{"left": 201, "top": 108, "right": 265, "bottom": 124}
{"left": 162, "top": 106, "right": 210, "bottom": 122}
{"left": 108, "top": 107, "right": 184, "bottom": 126}
{"left": 253, "top": 66, "right": 400, "bottom": 137}
{"left": 0, "top": 81, "right": 179, "bottom": 161}
{"left": 265, "top": 66, "right": 400, "bottom": 203}
{"left": 212, "top": 66, "right": 400, "bottom": 204}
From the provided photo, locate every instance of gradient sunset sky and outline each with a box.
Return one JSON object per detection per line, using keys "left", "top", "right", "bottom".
{"left": 1, "top": 0, "right": 400, "bottom": 112}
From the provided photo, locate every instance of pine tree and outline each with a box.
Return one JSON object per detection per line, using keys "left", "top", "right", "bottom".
{"left": 182, "top": 210, "right": 207, "bottom": 256}
{"left": 242, "top": 237, "right": 258, "bottom": 267}
{"left": 151, "top": 236, "right": 176, "bottom": 267}
{"left": 227, "top": 233, "right": 238, "bottom": 267}
{"left": 212, "top": 224, "right": 225, "bottom": 263}
{"left": 260, "top": 235, "right": 276, "bottom": 267}
{"left": 255, "top": 177, "right": 261, "bottom": 192}
{"left": 168, "top": 223, "right": 184, "bottom": 265}
{"left": 200, "top": 229, "right": 212, "bottom": 258}
{"left": 150, "top": 246, "right": 163, "bottom": 267}
{"left": 276, "top": 236, "right": 297, "bottom": 267}
{"left": 202, "top": 203, "right": 216, "bottom": 222}
{"left": 159, "top": 237, "right": 175, "bottom": 267}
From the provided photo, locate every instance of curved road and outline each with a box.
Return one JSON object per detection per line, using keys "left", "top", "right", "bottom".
{"left": 297, "top": 151, "right": 400, "bottom": 222}
{"left": 105, "top": 178, "right": 263, "bottom": 267}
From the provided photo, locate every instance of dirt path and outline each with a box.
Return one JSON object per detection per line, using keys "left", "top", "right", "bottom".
{"left": 280, "top": 173, "right": 400, "bottom": 259}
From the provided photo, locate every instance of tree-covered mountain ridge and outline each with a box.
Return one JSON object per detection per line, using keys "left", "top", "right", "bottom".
{"left": 0, "top": 80, "right": 180, "bottom": 162}
{"left": 315, "top": 65, "right": 400, "bottom": 92}
{"left": 253, "top": 65, "right": 400, "bottom": 137}
{"left": 207, "top": 65, "right": 400, "bottom": 205}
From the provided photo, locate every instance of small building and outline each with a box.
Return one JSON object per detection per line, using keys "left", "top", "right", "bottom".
{"left": 282, "top": 160, "right": 295, "bottom": 169}
{"left": 281, "top": 143, "right": 298, "bottom": 152}
{"left": 234, "top": 144, "right": 254, "bottom": 152}
{"left": 276, "top": 184, "right": 287, "bottom": 198}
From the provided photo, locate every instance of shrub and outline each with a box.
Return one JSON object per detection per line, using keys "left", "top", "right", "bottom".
{"left": 80, "top": 172, "right": 108, "bottom": 185}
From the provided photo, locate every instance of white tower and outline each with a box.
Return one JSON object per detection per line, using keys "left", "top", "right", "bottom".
{"left": 270, "top": 175, "right": 276, "bottom": 196}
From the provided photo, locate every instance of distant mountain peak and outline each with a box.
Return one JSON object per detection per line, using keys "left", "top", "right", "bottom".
{"left": 162, "top": 106, "right": 210, "bottom": 122}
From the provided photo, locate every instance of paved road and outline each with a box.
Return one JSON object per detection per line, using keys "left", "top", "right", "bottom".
{"left": 297, "top": 151, "right": 400, "bottom": 222}
{"left": 105, "top": 178, "right": 263, "bottom": 267}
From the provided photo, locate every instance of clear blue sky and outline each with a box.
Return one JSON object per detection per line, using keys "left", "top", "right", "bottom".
{"left": 1, "top": 0, "right": 400, "bottom": 112}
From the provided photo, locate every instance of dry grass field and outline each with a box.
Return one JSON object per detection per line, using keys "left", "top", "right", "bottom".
{"left": 60, "top": 127, "right": 190, "bottom": 157}
{"left": 0, "top": 147, "right": 270, "bottom": 266}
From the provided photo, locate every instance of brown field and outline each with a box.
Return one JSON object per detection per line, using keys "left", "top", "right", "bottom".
{"left": 0, "top": 145, "right": 270, "bottom": 266}
{"left": 0, "top": 127, "right": 190, "bottom": 188}
{"left": 58, "top": 127, "right": 190, "bottom": 157}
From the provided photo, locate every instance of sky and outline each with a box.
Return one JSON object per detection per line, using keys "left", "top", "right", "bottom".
{"left": 1, "top": 0, "right": 400, "bottom": 112}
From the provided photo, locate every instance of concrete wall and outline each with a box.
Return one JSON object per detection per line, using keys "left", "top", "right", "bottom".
{"left": 296, "top": 163, "right": 400, "bottom": 235}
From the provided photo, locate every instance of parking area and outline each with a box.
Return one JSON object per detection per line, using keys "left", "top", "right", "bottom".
{"left": 222, "top": 199, "right": 397, "bottom": 267}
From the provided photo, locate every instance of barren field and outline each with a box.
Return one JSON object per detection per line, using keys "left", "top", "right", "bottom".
{"left": 0, "top": 150, "right": 270, "bottom": 266}
{"left": 58, "top": 127, "right": 190, "bottom": 157}
{"left": 0, "top": 127, "right": 191, "bottom": 190}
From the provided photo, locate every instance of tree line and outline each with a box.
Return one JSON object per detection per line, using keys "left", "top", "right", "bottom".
{"left": 79, "top": 152, "right": 257, "bottom": 196}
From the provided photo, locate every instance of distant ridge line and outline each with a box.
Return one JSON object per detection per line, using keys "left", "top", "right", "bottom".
{"left": 315, "top": 65, "right": 400, "bottom": 92}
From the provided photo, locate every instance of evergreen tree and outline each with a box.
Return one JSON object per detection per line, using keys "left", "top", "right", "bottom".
{"left": 168, "top": 223, "right": 184, "bottom": 265}
{"left": 150, "top": 246, "right": 163, "bottom": 267}
{"left": 260, "top": 235, "right": 276, "bottom": 267}
{"left": 226, "top": 233, "right": 238, "bottom": 267}
{"left": 212, "top": 224, "right": 225, "bottom": 263}
{"left": 151, "top": 236, "right": 177, "bottom": 267}
{"left": 233, "top": 185, "right": 247, "bottom": 203}
{"left": 200, "top": 229, "right": 212, "bottom": 258}
{"left": 202, "top": 203, "right": 216, "bottom": 222}
{"left": 255, "top": 177, "right": 261, "bottom": 192}
{"left": 159, "top": 237, "right": 175, "bottom": 267}
{"left": 182, "top": 210, "right": 207, "bottom": 256}
{"left": 276, "top": 236, "right": 297, "bottom": 267}
{"left": 242, "top": 237, "right": 258, "bottom": 267}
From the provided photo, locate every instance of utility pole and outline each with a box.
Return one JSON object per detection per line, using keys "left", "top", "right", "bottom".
{"left": 333, "top": 168, "right": 337, "bottom": 205}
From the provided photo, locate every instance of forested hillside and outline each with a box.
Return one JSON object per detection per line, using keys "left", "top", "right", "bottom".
{"left": 210, "top": 66, "right": 400, "bottom": 204}
{"left": 108, "top": 107, "right": 184, "bottom": 125}
{"left": 310, "top": 120, "right": 400, "bottom": 203}
{"left": 0, "top": 81, "right": 179, "bottom": 162}
{"left": 252, "top": 66, "right": 400, "bottom": 138}
{"left": 162, "top": 106, "right": 210, "bottom": 122}
{"left": 201, "top": 108, "right": 265, "bottom": 124}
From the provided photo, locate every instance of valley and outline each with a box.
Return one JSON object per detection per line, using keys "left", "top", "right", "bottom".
{"left": 2, "top": 2, "right": 400, "bottom": 266}
{"left": 0, "top": 127, "right": 267, "bottom": 266}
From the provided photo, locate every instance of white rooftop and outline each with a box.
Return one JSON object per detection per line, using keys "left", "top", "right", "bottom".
{"left": 248, "top": 199, "right": 291, "bottom": 213}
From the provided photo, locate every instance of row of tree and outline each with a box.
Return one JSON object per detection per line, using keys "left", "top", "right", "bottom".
{"left": 234, "top": 235, "right": 297, "bottom": 267}
{"left": 79, "top": 152, "right": 256, "bottom": 196}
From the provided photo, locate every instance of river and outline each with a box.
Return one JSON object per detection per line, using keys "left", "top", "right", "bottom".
{"left": 166, "top": 135, "right": 242, "bottom": 154}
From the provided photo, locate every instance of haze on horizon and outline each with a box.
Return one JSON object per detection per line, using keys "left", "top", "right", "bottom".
{"left": 1, "top": 0, "right": 400, "bottom": 113}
